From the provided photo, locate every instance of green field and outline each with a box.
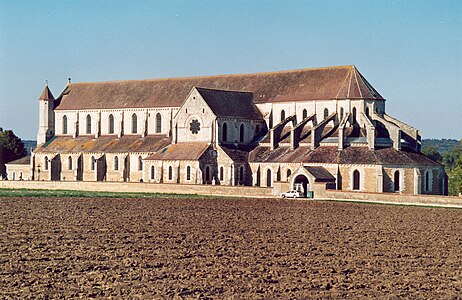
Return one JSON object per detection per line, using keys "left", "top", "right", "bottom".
{"left": 0, "top": 188, "right": 208, "bottom": 199}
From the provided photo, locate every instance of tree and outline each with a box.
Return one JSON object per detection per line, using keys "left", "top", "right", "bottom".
{"left": 443, "top": 148, "right": 462, "bottom": 171}
{"left": 449, "top": 166, "right": 462, "bottom": 196}
{"left": 444, "top": 145, "right": 462, "bottom": 196}
{"left": 422, "top": 147, "right": 442, "bottom": 163}
{"left": 0, "top": 128, "right": 27, "bottom": 163}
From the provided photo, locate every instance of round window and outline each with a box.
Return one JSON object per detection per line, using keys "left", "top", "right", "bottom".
{"left": 190, "top": 119, "right": 201, "bottom": 134}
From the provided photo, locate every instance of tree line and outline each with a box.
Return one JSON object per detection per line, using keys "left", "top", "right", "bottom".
{"left": 422, "top": 139, "right": 462, "bottom": 196}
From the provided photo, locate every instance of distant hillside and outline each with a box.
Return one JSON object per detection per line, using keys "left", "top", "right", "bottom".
{"left": 422, "top": 139, "right": 462, "bottom": 154}
{"left": 22, "top": 140, "right": 37, "bottom": 155}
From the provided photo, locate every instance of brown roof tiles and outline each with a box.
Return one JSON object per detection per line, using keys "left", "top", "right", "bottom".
{"left": 55, "top": 65, "right": 384, "bottom": 110}
{"left": 250, "top": 145, "right": 441, "bottom": 167}
{"left": 196, "top": 88, "right": 262, "bottom": 120}
{"left": 144, "top": 142, "right": 210, "bottom": 161}
{"left": 5, "top": 156, "right": 31, "bottom": 165}
{"left": 39, "top": 85, "right": 55, "bottom": 101}
{"left": 304, "top": 166, "right": 336, "bottom": 182}
{"left": 35, "top": 135, "right": 171, "bottom": 154}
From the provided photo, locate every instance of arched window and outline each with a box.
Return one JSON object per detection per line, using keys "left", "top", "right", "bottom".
{"left": 394, "top": 170, "right": 400, "bottom": 192}
{"left": 132, "top": 113, "right": 137, "bottom": 134}
{"left": 353, "top": 170, "right": 360, "bottom": 190}
{"left": 205, "top": 166, "right": 210, "bottom": 182}
{"left": 168, "top": 166, "right": 173, "bottom": 180}
{"left": 62, "top": 115, "right": 68, "bottom": 134}
{"left": 266, "top": 169, "right": 272, "bottom": 187}
{"left": 239, "top": 166, "right": 244, "bottom": 184}
{"left": 352, "top": 107, "right": 357, "bottom": 124}
{"left": 324, "top": 108, "right": 329, "bottom": 119}
{"left": 68, "top": 156, "right": 72, "bottom": 170}
{"left": 44, "top": 156, "right": 49, "bottom": 170}
{"left": 222, "top": 122, "right": 228, "bottom": 142}
{"left": 365, "top": 107, "right": 370, "bottom": 117}
{"left": 12, "top": 172, "right": 15, "bottom": 180}
{"left": 156, "top": 113, "right": 162, "bottom": 133}
{"left": 425, "top": 170, "right": 432, "bottom": 192}
{"left": 138, "top": 156, "right": 143, "bottom": 171}
{"left": 108, "top": 114, "right": 114, "bottom": 134}
{"left": 280, "top": 110, "right": 286, "bottom": 121}
{"left": 219, "top": 166, "right": 224, "bottom": 181}
{"left": 91, "top": 156, "right": 96, "bottom": 171}
{"left": 114, "top": 156, "right": 119, "bottom": 171}
{"left": 186, "top": 166, "right": 191, "bottom": 181}
{"left": 255, "top": 125, "right": 260, "bottom": 137}
{"left": 151, "top": 165, "right": 155, "bottom": 180}
{"left": 302, "top": 109, "right": 307, "bottom": 119}
{"left": 287, "top": 169, "right": 292, "bottom": 180}
{"left": 239, "top": 124, "right": 245, "bottom": 143}
{"left": 340, "top": 107, "right": 344, "bottom": 120}
{"left": 86, "top": 114, "right": 92, "bottom": 134}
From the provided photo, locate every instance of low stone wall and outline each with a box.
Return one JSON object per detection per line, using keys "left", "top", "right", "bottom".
{"left": 2, "top": 180, "right": 461, "bottom": 208}
{"left": 319, "top": 190, "right": 462, "bottom": 208}
{"left": 0, "top": 180, "right": 274, "bottom": 198}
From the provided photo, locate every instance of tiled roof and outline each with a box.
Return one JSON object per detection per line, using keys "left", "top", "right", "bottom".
{"left": 5, "top": 156, "right": 30, "bottom": 165}
{"left": 336, "top": 66, "right": 382, "bottom": 99}
{"left": 304, "top": 166, "right": 336, "bottom": 182}
{"left": 55, "top": 65, "right": 384, "bottom": 110}
{"left": 250, "top": 146, "right": 441, "bottom": 167}
{"left": 34, "top": 135, "right": 170, "bottom": 153}
{"left": 39, "top": 85, "right": 55, "bottom": 101}
{"left": 144, "top": 142, "right": 210, "bottom": 161}
{"left": 196, "top": 88, "right": 262, "bottom": 120}
{"left": 219, "top": 144, "right": 252, "bottom": 162}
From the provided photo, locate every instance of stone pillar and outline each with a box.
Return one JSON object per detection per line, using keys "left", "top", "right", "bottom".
{"left": 95, "top": 111, "right": 101, "bottom": 138}
{"left": 376, "top": 165, "right": 383, "bottom": 192}
{"left": 338, "top": 127, "right": 344, "bottom": 150}
{"left": 414, "top": 168, "right": 421, "bottom": 195}
{"left": 118, "top": 111, "right": 124, "bottom": 138}
{"left": 230, "top": 164, "right": 235, "bottom": 186}
{"left": 73, "top": 112, "right": 79, "bottom": 138}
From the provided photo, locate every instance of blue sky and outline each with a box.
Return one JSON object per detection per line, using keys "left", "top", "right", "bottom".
{"left": 1, "top": 0, "right": 461, "bottom": 140}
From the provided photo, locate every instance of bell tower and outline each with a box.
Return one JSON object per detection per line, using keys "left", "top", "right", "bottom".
{"left": 37, "top": 82, "right": 55, "bottom": 145}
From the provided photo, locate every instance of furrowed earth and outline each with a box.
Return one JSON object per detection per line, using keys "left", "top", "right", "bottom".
{"left": 1, "top": 197, "right": 461, "bottom": 299}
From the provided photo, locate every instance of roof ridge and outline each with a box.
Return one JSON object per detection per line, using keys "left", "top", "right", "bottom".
{"left": 352, "top": 67, "right": 364, "bottom": 98}
{"left": 195, "top": 86, "right": 254, "bottom": 94}
{"left": 68, "top": 65, "right": 356, "bottom": 85}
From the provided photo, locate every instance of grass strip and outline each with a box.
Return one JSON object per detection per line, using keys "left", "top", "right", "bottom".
{"left": 0, "top": 188, "right": 212, "bottom": 199}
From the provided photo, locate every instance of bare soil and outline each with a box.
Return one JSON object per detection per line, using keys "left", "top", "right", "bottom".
{"left": 1, "top": 197, "right": 461, "bottom": 299}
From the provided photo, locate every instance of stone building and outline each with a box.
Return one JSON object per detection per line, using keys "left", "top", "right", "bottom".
{"left": 29, "top": 65, "right": 446, "bottom": 195}
{"left": 5, "top": 156, "right": 32, "bottom": 181}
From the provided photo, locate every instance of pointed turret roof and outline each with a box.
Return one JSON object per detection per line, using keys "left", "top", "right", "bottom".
{"left": 38, "top": 84, "right": 55, "bottom": 101}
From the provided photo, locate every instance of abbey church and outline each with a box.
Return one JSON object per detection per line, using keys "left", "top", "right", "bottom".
{"left": 23, "top": 65, "right": 446, "bottom": 195}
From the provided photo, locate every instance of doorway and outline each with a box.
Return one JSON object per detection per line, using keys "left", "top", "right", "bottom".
{"left": 293, "top": 175, "right": 309, "bottom": 197}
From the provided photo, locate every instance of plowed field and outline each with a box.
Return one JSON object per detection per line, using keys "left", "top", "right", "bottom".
{"left": 1, "top": 197, "right": 461, "bottom": 299}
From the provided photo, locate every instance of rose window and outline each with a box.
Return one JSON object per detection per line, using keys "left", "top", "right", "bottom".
{"left": 190, "top": 119, "right": 201, "bottom": 134}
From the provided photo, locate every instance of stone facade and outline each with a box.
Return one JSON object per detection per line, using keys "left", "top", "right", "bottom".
{"left": 29, "top": 65, "right": 446, "bottom": 195}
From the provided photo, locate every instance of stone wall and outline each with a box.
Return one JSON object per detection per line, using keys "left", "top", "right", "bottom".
{"left": 318, "top": 189, "right": 462, "bottom": 208}
{"left": 5, "top": 164, "right": 32, "bottom": 181}
{"left": 0, "top": 180, "right": 274, "bottom": 198}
